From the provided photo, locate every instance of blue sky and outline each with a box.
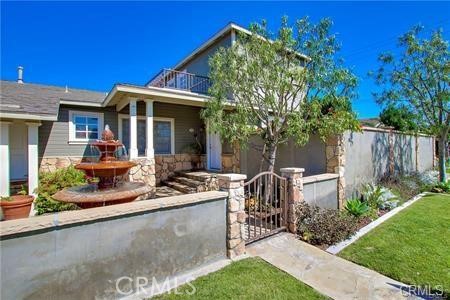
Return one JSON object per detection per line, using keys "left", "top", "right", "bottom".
{"left": 1, "top": 1, "right": 449, "bottom": 118}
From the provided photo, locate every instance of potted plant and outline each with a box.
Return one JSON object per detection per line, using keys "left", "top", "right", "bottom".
{"left": 0, "top": 185, "right": 34, "bottom": 221}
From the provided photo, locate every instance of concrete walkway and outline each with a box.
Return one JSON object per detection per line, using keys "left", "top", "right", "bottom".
{"left": 247, "top": 233, "right": 415, "bottom": 300}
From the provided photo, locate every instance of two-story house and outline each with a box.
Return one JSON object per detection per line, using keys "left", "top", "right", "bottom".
{"left": 0, "top": 22, "right": 247, "bottom": 198}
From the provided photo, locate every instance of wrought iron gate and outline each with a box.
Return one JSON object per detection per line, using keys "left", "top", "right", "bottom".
{"left": 244, "top": 172, "right": 287, "bottom": 243}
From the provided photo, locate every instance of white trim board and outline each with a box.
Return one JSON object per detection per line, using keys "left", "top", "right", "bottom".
{"left": 326, "top": 193, "right": 427, "bottom": 255}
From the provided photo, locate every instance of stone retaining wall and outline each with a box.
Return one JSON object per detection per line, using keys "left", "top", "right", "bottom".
{"left": 155, "top": 154, "right": 206, "bottom": 184}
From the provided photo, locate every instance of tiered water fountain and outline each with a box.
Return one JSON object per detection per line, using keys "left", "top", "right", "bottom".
{"left": 53, "top": 126, "right": 151, "bottom": 208}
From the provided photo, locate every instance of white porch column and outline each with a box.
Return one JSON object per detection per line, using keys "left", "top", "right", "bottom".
{"left": 145, "top": 99, "right": 154, "bottom": 158}
{"left": 0, "top": 121, "right": 11, "bottom": 197}
{"left": 26, "top": 122, "right": 41, "bottom": 197}
{"left": 129, "top": 99, "right": 138, "bottom": 159}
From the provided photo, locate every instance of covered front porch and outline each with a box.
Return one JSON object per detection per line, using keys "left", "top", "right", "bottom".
{"left": 104, "top": 84, "right": 240, "bottom": 193}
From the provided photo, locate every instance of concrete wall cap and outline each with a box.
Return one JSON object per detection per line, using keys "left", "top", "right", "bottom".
{"left": 280, "top": 167, "right": 305, "bottom": 173}
{"left": 217, "top": 174, "right": 247, "bottom": 181}
{"left": 303, "top": 173, "right": 339, "bottom": 184}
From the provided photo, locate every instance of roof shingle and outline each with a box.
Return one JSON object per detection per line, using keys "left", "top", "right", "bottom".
{"left": 0, "top": 80, "right": 106, "bottom": 119}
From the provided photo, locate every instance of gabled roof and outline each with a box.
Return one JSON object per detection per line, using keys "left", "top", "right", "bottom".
{"left": 171, "top": 22, "right": 310, "bottom": 73}
{"left": 0, "top": 80, "right": 106, "bottom": 121}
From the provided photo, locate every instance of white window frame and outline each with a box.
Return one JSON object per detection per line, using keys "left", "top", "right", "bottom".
{"left": 118, "top": 114, "right": 175, "bottom": 156}
{"left": 68, "top": 110, "right": 104, "bottom": 144}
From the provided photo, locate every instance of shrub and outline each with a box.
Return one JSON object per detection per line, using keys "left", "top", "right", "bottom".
{"left": 345, "top": 198, "right": 370, "bottom": 217}
{"left": 362, "top": 183, "right": 398, "bottom": 210}
{"left": 431, "top": 181, "right": 450, "bottom": 193}
{"left": 34, "top": 166, "right": 86, "bottom": 215}
{"left": 296, "top": 202, "right": 358, "bottom": 246}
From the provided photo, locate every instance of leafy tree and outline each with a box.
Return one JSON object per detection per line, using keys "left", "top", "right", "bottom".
{"left": 202, "top": 17, "right": 359, "bottom": 173}
{"left": 379, "top": 104, "right": 419, "bottom": 131}
{"left": 372, "top": 25, "right": 449, "bottom": 182}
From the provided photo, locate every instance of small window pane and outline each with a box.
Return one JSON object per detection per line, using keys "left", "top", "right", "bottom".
{"left": 87, "top": 123, "right": 98, "bottom": 131}
{"left": 76, "top": 131, "right": 87, "bottom": 139}
{"left": 88, "top": 131, "right": 98, "bottom": 139}
{"left": 154, "top": 121, "right": 172, "bottom": 154}
{"left": 87, "top": 117, "right": 98, "bottom": 125}
{"left": 74, "top": 116, "right": 86, "bottom": 125}
{"left": 75, "top": 124, "right": 86, "bottom": 132}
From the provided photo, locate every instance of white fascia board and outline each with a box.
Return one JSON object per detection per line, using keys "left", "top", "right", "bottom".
{"left": 0, "top": 112, "right": 57, "bottom": 121}
{"left": 59, "top": 100, "right": 103, "bottom": 107}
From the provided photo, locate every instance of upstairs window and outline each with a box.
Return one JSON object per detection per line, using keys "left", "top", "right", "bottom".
{"left": 69, "top": 110, "right": 104, "bottom": 143}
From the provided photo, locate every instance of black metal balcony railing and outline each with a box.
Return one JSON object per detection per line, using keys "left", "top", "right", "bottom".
{"left": 148, "top": 69, "right": 211, "bottom": 95}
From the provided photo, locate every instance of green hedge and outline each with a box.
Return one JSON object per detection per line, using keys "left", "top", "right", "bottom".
{"left": 34, "top": 166, "right": 86, "bottom": 215}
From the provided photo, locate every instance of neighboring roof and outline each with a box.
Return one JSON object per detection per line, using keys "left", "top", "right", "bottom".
{"left": 0, "top": 80, "right": 106, "bottom": 120}
{"left": 171, "top": 22, "right": 310, "bottom": 74}
{"left": 359, "top": 117, "right": 383, "bottom": 128}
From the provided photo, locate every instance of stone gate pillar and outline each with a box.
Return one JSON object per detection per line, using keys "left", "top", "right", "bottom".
{"left": 326, "top": 135, "right": 346, "bottom": 209}
{"left": 280, "top": 168, "right": 305, "bottom": 233}
{"left": 217, "top": 174, "right": 247, "bottom": 259}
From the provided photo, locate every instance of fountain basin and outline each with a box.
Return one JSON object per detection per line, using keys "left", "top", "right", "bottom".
{"left": 75, "top": 161, "right": 136, "bottom": 178}
{"left": 52, "top": 182, "right": 152, "bottom": 209}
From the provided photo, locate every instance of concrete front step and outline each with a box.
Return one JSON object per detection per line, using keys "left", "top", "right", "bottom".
{"left": 164, "top": 181, "right": 197, "bottom": 194}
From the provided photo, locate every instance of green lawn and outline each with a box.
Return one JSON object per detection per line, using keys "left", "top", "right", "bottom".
{"left": 339, "top": 194, "right": 450, "bottom": 293}
{"left": 152, "top": 257, "right": 327, "bottom": 300}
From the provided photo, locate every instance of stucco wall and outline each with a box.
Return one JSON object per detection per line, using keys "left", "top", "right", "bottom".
{"left": 344, "top": 129, "right": 434, "bottom": 198}
{"left": 240, "top": 135, "right": 326, "bottom": 180}
{"left": 303, "top": 174, "right": 339, "bottom": 209}
{"left": 0, "top": 193, "right": 227, "bottom": 300}
{"left": 417, "top": 135, "right": 434, "bottom": 172}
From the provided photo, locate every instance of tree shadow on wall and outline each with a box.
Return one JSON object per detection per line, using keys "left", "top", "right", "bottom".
{"left": 394, "top": 134, "right": 414, "bottom": 174}
{"left": 371, "top": 132, "right": 391, "bottom": 180}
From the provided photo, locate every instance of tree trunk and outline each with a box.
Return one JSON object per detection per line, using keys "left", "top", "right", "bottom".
{"left": 438, "top": 135, "right": 447, "bottom": 182}
{"left": 266, "top": 143, "right": 278, "bottom": 173}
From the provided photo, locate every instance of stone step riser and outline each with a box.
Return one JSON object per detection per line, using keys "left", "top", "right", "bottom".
{"left": 163, "top": 181, "right": 197, "bottom": 194}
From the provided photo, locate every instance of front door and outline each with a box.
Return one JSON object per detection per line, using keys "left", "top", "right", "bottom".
{"left": 208, "top": 130, "right": 222, "bottom": 170}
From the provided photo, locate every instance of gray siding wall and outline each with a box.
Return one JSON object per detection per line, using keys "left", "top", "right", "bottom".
{"left": 177, "top": 34, "right": 233, "bottom": 77}
{"left": 39, "top": 105, "right": 118, "bottom": 157}
{"left": 40, "top": 102, "right": 206, "bottom": 158}
{"left": 119, "top": 101, "right": 205, "bottom": 154}
{"left": 240, "top": 135, "right": 327, "bottom": 179}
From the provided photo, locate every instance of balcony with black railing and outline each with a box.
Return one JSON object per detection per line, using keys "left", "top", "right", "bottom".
{"left": 148, "top": 69, "right": 211, "bottom": 95}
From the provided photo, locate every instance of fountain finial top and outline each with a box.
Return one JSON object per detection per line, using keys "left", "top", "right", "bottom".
{"left": 101, "top": 124, "right": 115, "bottom": 141}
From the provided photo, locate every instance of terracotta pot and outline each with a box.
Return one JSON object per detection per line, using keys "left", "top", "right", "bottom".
{"left": 0, "top": 195, "right": 34, "bottom": 221}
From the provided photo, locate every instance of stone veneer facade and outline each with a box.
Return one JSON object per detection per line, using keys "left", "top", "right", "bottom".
{"left": 155, "top": 154, "right": 206, "bottom": 184}
{"left": 129, "top": 157, "right": 156, "bottom": 198}
{"left": 217, "top": 174, "right": 247, "bottom": 259}
{"left": 221, "top": 142, "right": 241, "bottom": 173}
{"left": 325, "top": 135, "right": 346, "bottom": 208}
{"left": 280, "top": 168, "right": 304, "bottom": 233}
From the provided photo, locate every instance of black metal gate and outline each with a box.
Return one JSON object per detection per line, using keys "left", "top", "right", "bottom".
{"left": 244, "top": 172, "right": 287, "bottom": 244}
